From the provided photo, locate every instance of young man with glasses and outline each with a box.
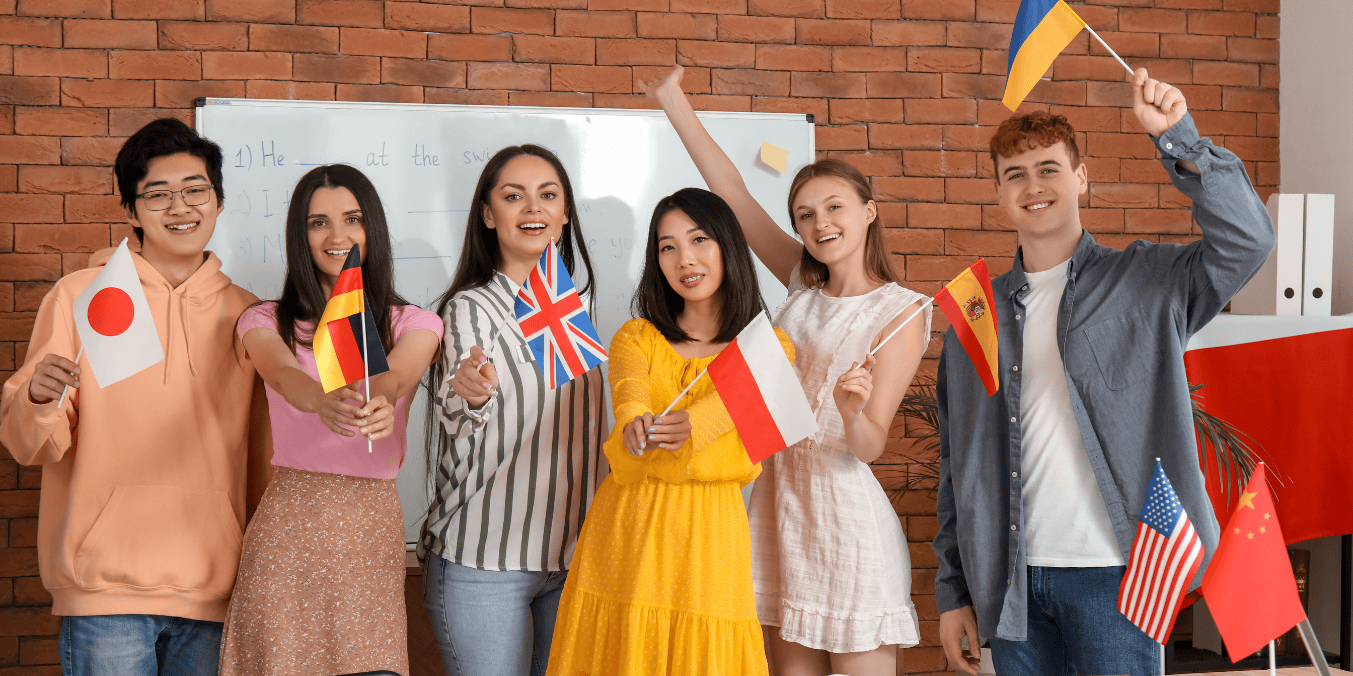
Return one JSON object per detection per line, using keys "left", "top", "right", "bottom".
{"left": 1, "top": 118, "right": 265, "bottom": 675}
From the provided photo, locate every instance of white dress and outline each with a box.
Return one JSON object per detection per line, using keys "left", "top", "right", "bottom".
{"left": 748, "top": 266, "right": 929, "bottom": 653}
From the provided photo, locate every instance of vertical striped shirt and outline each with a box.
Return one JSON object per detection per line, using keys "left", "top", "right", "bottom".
{"left": 419, "top": 273, "right": 607, "bottom": 572}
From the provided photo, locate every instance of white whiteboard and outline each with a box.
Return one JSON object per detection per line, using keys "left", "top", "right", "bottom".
{"left": 195, "top": 98, "right": 815, "bottom": 545}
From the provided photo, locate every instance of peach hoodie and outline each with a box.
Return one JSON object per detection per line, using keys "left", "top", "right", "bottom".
{"left": 0, "top": 247, "right": 259, "bottom": 622}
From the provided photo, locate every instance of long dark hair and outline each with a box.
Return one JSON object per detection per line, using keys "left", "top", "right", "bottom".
{"left": 424, "top": 145, "right": 595, "bottom": 495}
{"left": 787, "top": 159, "right": 900, "bottom": 289}
{"left": 633, "top": 187, "right": 767, "bottom": 344}
{"left": 274, "top": 164, "right": 408, "bottom": 353}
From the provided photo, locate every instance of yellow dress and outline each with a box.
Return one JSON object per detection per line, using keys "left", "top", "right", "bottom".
{"left": 548, "top": 318, "right": 794, "bottom": 676}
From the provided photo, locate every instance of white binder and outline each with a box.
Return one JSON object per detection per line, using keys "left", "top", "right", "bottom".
{"left": 1302, "top": 194, "right": 1335, "bottom": 316}
{"left": 1231, "top": 193, "right": 1304, "bottom": 315}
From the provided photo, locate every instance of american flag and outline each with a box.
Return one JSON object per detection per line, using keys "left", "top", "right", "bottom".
{"left": 1118, "top": 460, "right": 1205, "bottom": 644}
{"left": 514, "top": 239, "right": 607, "bottom": 389}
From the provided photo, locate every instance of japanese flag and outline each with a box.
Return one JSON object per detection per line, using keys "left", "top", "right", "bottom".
{"left": 71, "top": 238, "right": 164, "bottom": 388}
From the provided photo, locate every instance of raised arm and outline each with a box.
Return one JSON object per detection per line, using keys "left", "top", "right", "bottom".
{"left": 241, "top": 326, "right": 367, "bottom": 438}
{"left": 645, "top": 66, "right": 804, "bottom": 287}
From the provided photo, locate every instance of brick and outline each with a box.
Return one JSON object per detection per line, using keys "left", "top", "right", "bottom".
{"left": 14, "top": 107, "right": 106, "bottom": 137}
{"left": 1189, "top": 9, "right": 1254, "bottom": 36}
{"left": 0, "top": 17, "right": 62, "bottom": 48}
{"left": 154, "top": 79, "right": 245, "bottom": 107}
{"left": 202, "top": 51, "right": 290, "bottom": 80}
{"left": 108, "top": 107, "right": 191, "bottom": 136}
{"left": 1118, "top": 8, "right": 1186, "bottom": 33}
{"left": 0, "top": 223, "right": 13, "bottom": 253}
{"left": 1079, "top": 207, "right": 1125, "bottom": 234}
{"left": 874, "top": 175, "right": 943, "bottom": 201}
{"left": 1090, "top": 183, "right": 1157, "bottom": 208}
{"left": 1120, "top": 158, "right": 1171, "bottom": 184}
{"left": 815, "top": 124, "right": 866, "bottom": 150}
{"left": 717, "top": 15, "right": 793, "bottom": 43}
{"left": 1227, "top": 37, "right": 1277, "bottom": 64}
{"left": 0, "top": 106, "right": 10, "bottom": 134}
{"left": 946, "top": 230, "right": 1016, "bottom": 255}
{"left": 1125, "top": 208, "right": 1193, "bottom": 234}
{"left": 1222, "top": 86, "right": 1276, "bottom": 113}
{"left": 869, "top": 123, "right": 941, "bottom": 150}
{"left": 552, "top": 64, "right": 631, "bottom": 93}
{"left": 506, "top": 0, "right": 587, "bottom": 8}
{"left": 471, "top": 8, "right": 553, "bottom": 36}
{"left": 833, "top": 46, "right": 907, "bottom": 72}
{"left": 866, "top": 72, "right": 941, "bottom": 98}
{"left": 1224, "top": 135, "right": 1277, "bottom": 162}
{"left": 512, "top": 36, "right": 595, "bottom": 66}
{"left": 65, "top": 195, "right": 124, "bottom": 223}
{"left": 13, "top": 48, "right": 106, "bottom": 79}
{"left": 381, "top": 58, "right": 464, "bottom": 88}
{"left": 710, "top": 68, "right": 787, "bottom": 96}
{"left": 1087, "top": 31, "right": 1159, "bottom": 58}
{"left": 590, "top": 0, "right": 665, "bottom": 8}
{"left": 871, "top": 19, "right": 946, "bottom": 46}
{"left": 0, "top": 136, "right": 59, "bottom": 165}
{"left": 15, "top": 223, "right": 111, "bottom": 252}
{"left": 1193, "top": 60, "right": 1258, "bottom": 87}
{"left": 1075, "top": 4, "right": 1120, "bottom": 29}
{"left": 1085, "top": 132, "right": 1158, "bottom": 160}
{"left": 940, "top": 73, "right": 1003, "bottom": 99}
{"left": 1085, "top": 80, "right": 1133, "bottom": 108}
{"left": 634, "top": 64, "right": 709, "bottom": 93}
{"left": 592, "top": 93, "right": 658, "bottom": 109}
{"left": 385, "top": 3, "right": 469, "bottom": 32}
{"left": 749, "top": 0, "right": 821, "bottom": 18}
{"left": 205, "top": 0, "right": 294, "bottom": 22}
{"left": 944, "top": 177, "right": 997, "bottom": 204}
{"left": 508, "top": 90, "right": 592, "bottom": 107}
{"left": 1052, "top": 55, "right": 1130, "bottom": 82}
{"left": 0, "top": 547, "right": 38, "bottom": 577}
{"left": 825, "top": 150, "right": 900, "bottom": 176}
{"left": 907, "top": 46, "right": 979, "bottom": 73}
{"left": 1255, "top": 14, "right": 1277, "bottom": 39}
{"left": 160, "top": 22, "right": 247, "bottom": 51}
{"left": 1160, "top": 33, "right": 1226, "bottom": 60}
{"left": 904, "top": 150, "right": 975, "bottom": 177}
{"left": 670, "top": 0, "right": 744, "bottom": 11}
{"left": 791, "top": 71, "right": 864, "bottom": 98}
{"left": 341, "top": 27, "right": 426, "bottom": 59}
{"left": 751, "top": 95, "right": 825, "bottom": 120}
{"left": 429, "top": 34, "right": 512, "bottom": 62}
{"left": 885, "top": 227, "right": 944, "bottom": 254}
{"left": 756, "top": 44, "right": 829, "bottom": 71}
{"left": 685, "top": 93, "right": 750, "bottom": 112}
{"left": 297, "top": 0, "right": 383, "bottom": 28}
{"left": 109, "top": 51, "right": 201, "bottom": 80}
{"left": 62, "top": 136, "right": 126, "bottom": 165}
{"left": 113, "top": 0, "right": 202, "bottom": 19}
{"left": 558, "top": 11, "right": 636, "bottom": 38}
{"left": 795, "top": 19, "right": 870, "bottom": 46}
{"left": 676, "top": 40, "right": 755, "bottom": 68}
{"left": 467, "top": 62, "right": 551, "bottom": 91}
{"left": 293, "top": 54, "right": 379, "bottom": 84}
{"left": 246, "top": 80, "right": 335, "bottom": 100}
{"left": 61, "top": 78, "right": 154, "bottom": 107}
{"left": 597, "top": 38, "right": 674, "bottom": 65}
{"left": 14, "top": 283, "right": 50, "bottom": 311}
{"left": 17, "top": 0, "right": 109, "bottom": 18}
{"left": 249, "top": 24, "right": 339, "bottom": 54}
{"left": 0, "top": 166, "right": 14, "bottom": 192}
{"left": 637, "top": 12, "right": 714, "bottom": 40}
{"left": 1048, "top": 105, "right": 1119, "bottom": 133}
{"left": 826, "top": 0, "right": 897, "bottom": 19}
{"left": 830, "top": 98, "right": 905, "bottom": 124}
{"left": 0, "top": 47, "right": 10, "bottom": 76}
{"left": 945, "top": 21, "right": 1008, "bottom": 48}
{"left": 0, "top": 606, "right": 60, "bottom": 636}
{"left": 901, "top": 0, "right": 973, "bottom": 20}
{"left": 905, "top": 98, "right": 976, "bottom": 124}
{"left": 336, "top": 83, "right": 422, "bottom": 103}
{"left": 0, "top": 195, "right": 62, "bottom": 224}
{"left": 19, "top": 636, "right": 57, "bottom": 666}
{"left": 9, "top": 518, "right": 37, "bottom": 547}
{"left": 64, "top": 19, "right": 157, "bottom": 49}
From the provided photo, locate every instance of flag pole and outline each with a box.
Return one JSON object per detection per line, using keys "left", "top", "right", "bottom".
{"left": 360, "top": 295, "right": 373, "bottom": 454}
{"left": 1083, "top": 24, "right": 1135, "bottom": 77}
{"left": 1296, "top": 618, "right": 1334, "bottom": 676}
{"left": 868, "top": 297, "right": 934, "bottom": 357}
{"left": 1269, "top": 640, "right": 1277, "bottom": 676}
{"left": 658, "top": 368, "right": 707, "bottom": 418}
{"left": 56, "top": 346, "right": 84, "bottom": 409}
{"left": 1159, "top": 644, "right": 1165, "bottom": 676}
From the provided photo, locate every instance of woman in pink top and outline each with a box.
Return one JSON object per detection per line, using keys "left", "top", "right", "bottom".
{"left": 218, "top": 165, "right": 442, "bottom": 676}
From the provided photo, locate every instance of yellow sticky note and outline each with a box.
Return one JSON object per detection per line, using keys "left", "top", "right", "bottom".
{"left": 759, "top": 141, "right": 789, "bottom": 174}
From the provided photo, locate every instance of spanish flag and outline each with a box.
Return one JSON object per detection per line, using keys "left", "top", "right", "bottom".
{"left": 1003, "top": 0, "right": 1087, "bottom": 111}
{"left": 936, "top": 259, "right": 1000, "bottom": 396}
{"left": 313, "top": 244, "right": 390, "bottom": 393}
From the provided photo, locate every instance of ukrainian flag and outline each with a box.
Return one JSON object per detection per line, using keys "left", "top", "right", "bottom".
{"left": 1003, "top": 0, "right": 1087, "bottom": 111}
{"left": 313, "top": 243, "right": 390, "bottom": 393}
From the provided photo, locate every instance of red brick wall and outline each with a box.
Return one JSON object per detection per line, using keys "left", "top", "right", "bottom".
{"left": 0, "top": 0, "right": 1278, "bottom": 673}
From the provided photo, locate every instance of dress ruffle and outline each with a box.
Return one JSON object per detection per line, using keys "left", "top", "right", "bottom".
{"left": 764, "top": 597, "right": 920, "bottom": 654}
{"left": 550, "top": 588, "right": 768, "bottom": 676}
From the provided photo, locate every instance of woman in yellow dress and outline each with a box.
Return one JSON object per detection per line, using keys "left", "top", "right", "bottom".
{"left": 549, "top": 187, "right": 793, "bottom": 676}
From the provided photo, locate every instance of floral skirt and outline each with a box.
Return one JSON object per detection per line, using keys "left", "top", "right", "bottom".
{"left": 218, "top": 466, "right": 408, "bottom": 676}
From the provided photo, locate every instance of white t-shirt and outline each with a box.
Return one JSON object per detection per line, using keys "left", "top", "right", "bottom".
{"left": 1019, "top": 260, "right": 1125, "bottom": 567}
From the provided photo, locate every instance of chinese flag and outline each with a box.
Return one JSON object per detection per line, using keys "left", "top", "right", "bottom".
{"left": 1198, "top": 464, "right": 1305, "bottom": 662}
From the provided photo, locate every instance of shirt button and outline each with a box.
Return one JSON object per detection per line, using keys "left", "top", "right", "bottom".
{"left": 1010, "top": 416, "right": 1017, "bottom": 423}
{"left": 1010, "top": 524, "right": 1018, "bottom": 531}
{"left": 1012, "top": 471, "right": 1019, "bottom": 478}
{"left": 1166, "top": 142, "right": 1173, "bottom": 150}
{"left": 1012, "top": 365, "right": 1019, "bottom": 372}
{"left": 1015, "top": 314, "right": 1022, "bottom": 320}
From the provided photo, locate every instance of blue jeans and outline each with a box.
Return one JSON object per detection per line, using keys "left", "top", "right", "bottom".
{"left": 422, "top": 556, "right": 568, "bottom": 676}
{"left": 989, "top": 566, "right": 1157, "bottom": 676}
{"left": 60, "top": 614, "right": 223, "bottom": 676}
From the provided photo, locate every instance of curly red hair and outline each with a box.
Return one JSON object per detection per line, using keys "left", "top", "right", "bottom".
{"left": 989, "top": 111, "right": 1080, "bottom": 178}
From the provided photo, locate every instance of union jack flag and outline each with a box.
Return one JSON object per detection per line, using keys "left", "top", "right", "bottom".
{"left": 514, "top": 239, "right": 607, "bottom": 389}
{"left": 1118, "top": 460, "right": 1206, "bottom": 644}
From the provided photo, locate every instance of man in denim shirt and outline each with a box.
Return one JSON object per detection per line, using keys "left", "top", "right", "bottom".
{"left": 933, "top": 69, "right": 1275, "bottom": 676}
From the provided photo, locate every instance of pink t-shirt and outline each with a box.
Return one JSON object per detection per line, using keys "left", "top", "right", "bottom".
{"left": 238, "top": 302, "right": 444, "bottom": 480}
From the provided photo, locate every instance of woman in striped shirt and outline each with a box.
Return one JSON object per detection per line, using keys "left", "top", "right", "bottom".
{"left": 419, "top": 145, "right": 606, "bottom": 676}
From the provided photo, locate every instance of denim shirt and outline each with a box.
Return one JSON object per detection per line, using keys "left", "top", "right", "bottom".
{"left": 932, "top": 114, "right": 1275, "bottom": 642}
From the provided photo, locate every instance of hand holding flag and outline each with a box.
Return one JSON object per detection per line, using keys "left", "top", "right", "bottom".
{"left": 312, "top": 244, "right": 390, "bottom": 450}
{"left": 65, "top": 238, "right": 165, "bottom": 404}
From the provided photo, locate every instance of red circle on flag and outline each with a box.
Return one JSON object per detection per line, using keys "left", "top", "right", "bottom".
{"left": 88, "top": 288, "right": 134, "bottom": 336}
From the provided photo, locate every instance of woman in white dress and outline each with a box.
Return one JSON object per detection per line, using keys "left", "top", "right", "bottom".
{"left": 647, "top": 67, "right": 930, "bottom": 675}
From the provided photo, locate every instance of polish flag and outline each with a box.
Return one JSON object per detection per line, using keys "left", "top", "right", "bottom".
{"left": 71, "top": 238, "right": 165, "bottom": 388}
{"left": 708, "top": 313, "right": 817, "bottom": 463}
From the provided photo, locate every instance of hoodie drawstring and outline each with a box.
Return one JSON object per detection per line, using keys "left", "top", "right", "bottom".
{"left": 164, "top": 292, "right": 199, "bottom": 382}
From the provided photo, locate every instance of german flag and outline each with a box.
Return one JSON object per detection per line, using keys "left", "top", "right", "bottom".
{"left": 935, "top": 259, "right": 1000, "bottom": 396}
{"left": 313, "top": 244, "right": 390, "bottom": 393}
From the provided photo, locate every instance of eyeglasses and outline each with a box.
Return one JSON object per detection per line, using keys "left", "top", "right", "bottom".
{"left": 136, "top": 184, "right": 215, "bottom": 211}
